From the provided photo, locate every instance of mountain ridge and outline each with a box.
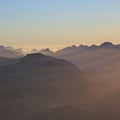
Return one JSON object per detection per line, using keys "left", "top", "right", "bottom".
{"left": 0, "top": 53, "right": 91, "bottom": 120}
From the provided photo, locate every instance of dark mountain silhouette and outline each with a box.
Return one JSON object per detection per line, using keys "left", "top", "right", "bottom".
{"left": 0, "top": 53, "right": 91, "bottom": 120}
{"left": 0, "top": 57, "right": 19, "bottom": 66}
{"left": 0, "top": 45, "right": 24, "bottom": 58}
{"left": 99, "top": 42, "right": 114, "bottom": 48}
{"left": 99, "top": 42, "right": 120, "bottom": 49}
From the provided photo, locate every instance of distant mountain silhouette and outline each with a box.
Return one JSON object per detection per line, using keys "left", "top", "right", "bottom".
{"left": 56, "top": 42, "right": 120, "bottom": 55}
{"left": 0, "top": 42, "right": 120, "bottom": 58}
{"left": 0, "top": 53, "right": 90, "bottom": 120}
{"left": 55, "top": 42, "right": 120, "bottom": 71}
{"left": 30, "top": 48, "right": 55, "bottom": 56}
{"left": 0, "top": 45, "right": 24, "bottom": 58}
{"left": 40, "top": 48, "right": 55, "bottom": 56}
{"left": 99, "top": 42, "right": 114, "bottom": 48}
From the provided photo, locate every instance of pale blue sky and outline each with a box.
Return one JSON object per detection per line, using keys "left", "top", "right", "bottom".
{"left": 0, "top": 0, "right": 120, "bottom": 50}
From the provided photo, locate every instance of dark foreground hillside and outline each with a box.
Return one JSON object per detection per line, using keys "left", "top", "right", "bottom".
{"left": 0, "top": 53, "right": 91, "bottom": 120}
{"left": 0, "top": 52, "right": 120, "bottom": 120}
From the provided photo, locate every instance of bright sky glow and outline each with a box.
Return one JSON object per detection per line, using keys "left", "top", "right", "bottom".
{"left": 0, "top": 0, "right": 120, "bottom": 50}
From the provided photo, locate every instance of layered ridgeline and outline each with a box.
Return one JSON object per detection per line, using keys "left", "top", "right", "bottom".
{"left": 55, "top": 42, "right": 120, "bottom": 70}
{"left": 1, "top": 42, "right": 120, "bottom": 120}
{"left": 29, "top": 42, "right": 120, "bottom": 72}
{"left": 34, "top": 42, "right": 120, "bottom": 120}
{"left": 0, "top": 53, "right": 91, "bottom": 120}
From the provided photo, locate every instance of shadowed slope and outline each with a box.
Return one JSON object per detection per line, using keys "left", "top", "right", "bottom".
{"left": 0, "top": 53, "right": 90, "bottom": 120}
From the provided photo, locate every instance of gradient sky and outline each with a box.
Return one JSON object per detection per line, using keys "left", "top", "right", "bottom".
{"left": 0, "top": 0, "right": 120, "bottom": 50}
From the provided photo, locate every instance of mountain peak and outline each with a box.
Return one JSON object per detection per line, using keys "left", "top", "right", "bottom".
{"left": 99, "top": 42, "right": 113, "bottom": 48}
{"left": 40, "top": 48, "right": 54, "bottom": 56}
{"left": 26, "top": 53, "right": 44, "bottom": 58}
{"left": 42, "top": 48, "right": 51, "bottom": 51}
{"left": 20, "top": 53, "right": 54, "bottom": 64}
{"left": 4, "top": 53, "right": 82, "bottom": 78}
{"left": 17, "top": 53, "right": 66, "bottom": 68}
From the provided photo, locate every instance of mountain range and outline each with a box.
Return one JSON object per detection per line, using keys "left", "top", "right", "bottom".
{"left": 1, "top": 42, "right": 120, "bottom": 120}
{"left": 0, "top": 42, "right": 120, "bottom": 58}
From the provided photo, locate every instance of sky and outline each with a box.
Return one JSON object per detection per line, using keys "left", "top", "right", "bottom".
{"left": 0, "top": 0, "right": 120, "bottom": 50}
